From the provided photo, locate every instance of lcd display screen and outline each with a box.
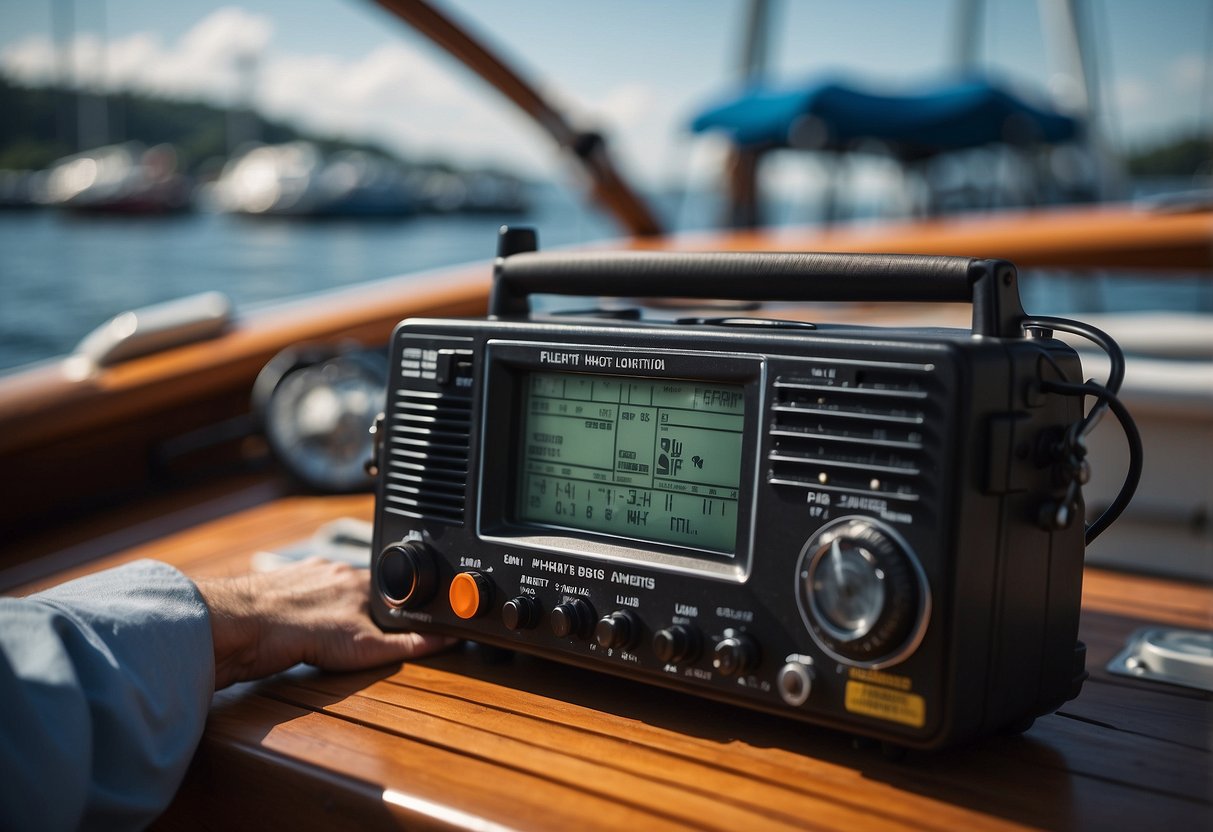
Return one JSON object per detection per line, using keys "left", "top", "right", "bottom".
{"left": 517, "top": 371, "right": 745, "bottom": 554}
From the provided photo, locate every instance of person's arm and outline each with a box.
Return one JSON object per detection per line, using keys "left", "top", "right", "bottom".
{"left": 0, "top": 558, "right": 451, "bottom": 831}
{"left": 1, "top": 560, "right": 212, "bottom": 830}
{"left": 196, "top": 557, "right": 452, "bottom": 690}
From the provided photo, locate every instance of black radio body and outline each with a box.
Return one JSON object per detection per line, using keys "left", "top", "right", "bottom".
{"left": 370, "top": 233, "right": 1090, "bottom": 749}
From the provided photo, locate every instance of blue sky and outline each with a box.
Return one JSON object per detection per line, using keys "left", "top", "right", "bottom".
{"left": 1, "top": 1, "right": 1208, "bottom": 185}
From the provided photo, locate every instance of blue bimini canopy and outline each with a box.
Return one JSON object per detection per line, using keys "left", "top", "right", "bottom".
{"left": 690, "top": 75, "right": 1082, "bottom": 158}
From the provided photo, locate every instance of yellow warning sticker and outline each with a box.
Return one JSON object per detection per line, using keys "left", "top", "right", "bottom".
{"left": 844, "top": 680, "right": 926, "bottom": 728}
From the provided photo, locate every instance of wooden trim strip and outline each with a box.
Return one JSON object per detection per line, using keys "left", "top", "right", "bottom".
{"left": 188, "top": 691, "right": 694, "bottom": 831}
{"left": 269, "top": 677, "right": 922, "bottom": 831}
{"left": 633, "top": 205, "right": 1213, "bottom": 271}
{"left": 1082, "top": 569, "right": 1213, "bottom": 629}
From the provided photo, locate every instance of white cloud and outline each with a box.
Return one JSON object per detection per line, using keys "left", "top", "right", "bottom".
{"left": 1, "top": 7, "right": 273, "bottom": 103}
{"left": 256, "top": 43, "right": 552, "bottom": 172}
{"left": 1168, "top": 53, "right": 1205, "bottom": 95}
{"left": 1, "top": 33, "right": 60, "bottom": 85}
{"left": 1113, "top": 77, "right": 1150, "bottom": 114}
{"left": 0, "top": 7, "right": 558, "bottom": 175}
{"left": 1111, "top": 52, "right": 1208, "bottom": 142}
{"left": 105, "top": 33, "right": 164, "bottom": 89}
{"left": 594, "top": 83, "right": 659, "bottom": 128}
{"left": 178, "top": 6, "right": 272, "bottom": 64}
{"left": 571, "top": 81, "right": 702, "bottom": 186}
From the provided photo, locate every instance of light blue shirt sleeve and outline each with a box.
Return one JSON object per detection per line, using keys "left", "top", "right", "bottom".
{"left": 0, "top": 559, "right": 215, "bottom": 831}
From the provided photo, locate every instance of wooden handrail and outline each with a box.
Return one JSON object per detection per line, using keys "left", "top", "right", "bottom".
{"left": 632, "top": 203, "right": 1213, "bottom": 270}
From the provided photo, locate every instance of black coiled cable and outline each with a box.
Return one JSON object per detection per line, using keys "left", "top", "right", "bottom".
{"left": 1021, "top": 316, "right": 1142, "bottom": 545}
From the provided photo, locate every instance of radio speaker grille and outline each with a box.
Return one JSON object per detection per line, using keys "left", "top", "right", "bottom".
{"left": 768, "top": 365, "right": 937, "bottom": 505}
{"left": 383, "top": 387, "right": 471, "bottom": 524}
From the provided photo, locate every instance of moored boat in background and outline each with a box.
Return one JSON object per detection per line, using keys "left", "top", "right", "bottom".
{"left": 39, "top": 141, "right": 192, "bottom": 214}
{"left": 204, "top": 142, "right": 417, "bottom": 218}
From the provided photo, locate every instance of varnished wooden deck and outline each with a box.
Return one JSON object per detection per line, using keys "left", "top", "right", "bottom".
{"left": 6, "top": 495, "right": 1211, "bottom": 830}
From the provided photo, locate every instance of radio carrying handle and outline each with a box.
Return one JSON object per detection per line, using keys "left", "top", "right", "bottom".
{"left": 490, "top": 227, "right": 1027, "bottom": 339}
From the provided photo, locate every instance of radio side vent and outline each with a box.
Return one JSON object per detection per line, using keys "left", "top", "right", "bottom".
{"left": 768, "top": 365, "right": 938, "bottom": 505}
{"left": 383, "top": 387, "right": 471, "bottom": 524}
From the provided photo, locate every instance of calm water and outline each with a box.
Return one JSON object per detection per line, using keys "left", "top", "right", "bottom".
{"left": 0, "top": 188, "right": 619, "bottom": 373}
{"left": 1, "top": 189, "right": 1210, "bottom": 374}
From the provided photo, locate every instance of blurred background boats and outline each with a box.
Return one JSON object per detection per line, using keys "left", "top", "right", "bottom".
{"left": 38, "top": 141, "right": 191, "bottom": 213}
{"left": 204, "top": 142, "right": 417, "bottom": 218}
{"left": 1, "top": 131, "right": 529, "bottom": 219}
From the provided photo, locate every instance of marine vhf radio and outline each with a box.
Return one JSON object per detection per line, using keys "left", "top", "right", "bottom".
{"left": 369, "top": 228, "right": 1139, "bottom": 749}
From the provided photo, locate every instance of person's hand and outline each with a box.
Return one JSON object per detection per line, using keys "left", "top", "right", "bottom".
{"left": 196, "top": 558, "right": 454, "bottom": 690}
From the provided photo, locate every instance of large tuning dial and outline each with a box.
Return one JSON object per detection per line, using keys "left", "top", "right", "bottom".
{"left": 795, "top": 517, "right": 929, "bottom": 668}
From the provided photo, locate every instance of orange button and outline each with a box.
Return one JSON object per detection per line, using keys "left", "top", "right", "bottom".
{"left": 449, "top": 571, "right": 487, "bottom": 619}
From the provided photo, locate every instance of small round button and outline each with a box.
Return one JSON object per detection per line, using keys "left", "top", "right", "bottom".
{"left": 594, "top": 610, "right": 639, "bottom": 650}
{"left": 502, "top": 596, "right": 539, "bottom": 631}
{"left": 449, "top": 571, "right": 492, "bottom": 619}
{"left": 377, "top": 541, "right": 435, "bottom": 609}
{"left": 712, "top": 633, "right": 759, "bottom": 677}
{"left": 652, "top": 625, "right": 701, "bottom": 664}
{"left": 777, "top": 662, "right": 814, "bottom": 707}
{"left": 551, "top": 599, "right": 593, "bottom": 639}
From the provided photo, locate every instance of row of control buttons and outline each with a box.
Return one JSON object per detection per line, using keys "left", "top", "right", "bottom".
{"left": 495, "top": 585, "right": 760, "bottom": 678}
{"left": 378, "top": 545, "right": 810, "bottom": 702}
{"left": 421, "top": 563, "right": 763, "bottom": 678}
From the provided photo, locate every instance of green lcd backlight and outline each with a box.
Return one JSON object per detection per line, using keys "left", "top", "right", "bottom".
{"left": 516, "top": 371, "right": 745, "bottom": 554}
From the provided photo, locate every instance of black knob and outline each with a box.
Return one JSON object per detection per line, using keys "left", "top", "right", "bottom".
{"left": 712, "top": 633, "right": 759, "bottom": 677}
{"left": 502, "top": 596, "right": 539, "bottom": 631}
{"left": 550, "top": 599, "right": 594, "bottom": 639}
{"left": 652, "top": 625, "right": 701, "bottom": 664}
{"left": 376, "top": 541, "right": 435, "bottom": 609}
{"left": 594, "top": 610, "right": 639, "bottom": 650}
{"left": 798, "top": 517, "right": 928, "bottom": 667}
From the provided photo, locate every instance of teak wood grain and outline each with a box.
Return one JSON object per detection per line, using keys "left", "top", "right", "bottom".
{"left": 5, "top": 494, "right": 1210, "bottom": 831}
